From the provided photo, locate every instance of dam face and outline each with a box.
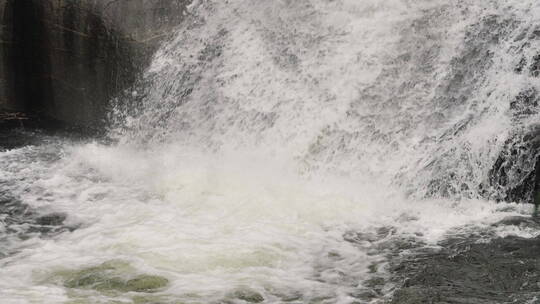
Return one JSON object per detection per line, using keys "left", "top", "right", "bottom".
{"left": 0, "top": 0, "right": 189, "bottom": 129}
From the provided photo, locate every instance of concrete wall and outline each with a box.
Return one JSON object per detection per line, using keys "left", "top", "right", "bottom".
{"left": 0, "top": 0, "right": 188, "bottom": 129}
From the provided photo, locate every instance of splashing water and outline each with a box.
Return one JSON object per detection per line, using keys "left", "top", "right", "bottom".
{"left": 2, "top": 1, "right": 540, "bottom": 303}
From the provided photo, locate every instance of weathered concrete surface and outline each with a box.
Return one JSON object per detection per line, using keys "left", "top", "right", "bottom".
{"left": 0, "top": 0, "right": 188, "bottom": 129}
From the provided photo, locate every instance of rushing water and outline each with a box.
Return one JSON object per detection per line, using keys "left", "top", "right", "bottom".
{"left": 2, "top": 1, "right": 540, "bottom": 303}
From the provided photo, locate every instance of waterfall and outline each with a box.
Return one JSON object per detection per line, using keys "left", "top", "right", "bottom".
{"left": 2, "top": 1, "right": 540, "bottom": 303}
{"left": 111, "top": 0, "right": 540, "bottom": 202}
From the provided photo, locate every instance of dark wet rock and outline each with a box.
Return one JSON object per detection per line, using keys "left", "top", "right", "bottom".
{"left": 0, "top": 196, "right": 75, "bottom": 258}
{"left": 510, "top": 89, "right": 539, "bottom": 119}
{"left": 484, "top": 25, "right": 540, "bottom": 206}
{"left": 35, "top": 213, "right": 67, "bottom": 226}
{"left": 389, "top": 218, "right": 540, "bottom": 304}
{"left": 531, "top": 54, "right": 540, "bottom": 77}
{"left": 486, "top": 48, "right": 540, "bottom": 205}
{"left": 488, "top": 123, "right": 540, "bottom": 204}
{"left": 232, "top": 289, "right": 265, "bottom": 303}
{"left": 391, "top": 287, "right": 446, "bottom": 304}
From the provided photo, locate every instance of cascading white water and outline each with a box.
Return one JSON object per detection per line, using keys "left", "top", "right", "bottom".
{"left": 2, "top": 1, "right": 540, "bottom": 303}
{"left": 111, "top": 0, "right": 540, "bottom": 200}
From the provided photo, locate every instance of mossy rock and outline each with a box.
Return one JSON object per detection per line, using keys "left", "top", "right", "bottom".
{"left": 65, "top": 273, "right": 127, "bottom": 291}
{"left": 61, "top": 260, "right": 130, "bottom": 291}
{"left": 368, "top": 263, "right": 378, "bottom": 274}
{"left": 55, "top": 260, "right": 168, "bottom": 294}
{"left": 125, "top": 275, "right": 169, "bottom": 292}
{"left": 232, "top": 289, "right": 264, "bottom": 303}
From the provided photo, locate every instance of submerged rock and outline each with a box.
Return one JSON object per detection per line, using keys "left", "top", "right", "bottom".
{"left": 56, "top": 260, "right": 169, "bottom": 294}
{"left": 125, "top": 275, "right": 170, "bottom": 292}
{"left": 0, "top": 196, "right": 75, "bottom": 258}
{"left": 62, "top": 260, "right": 132, "bottom": 291}
{"left": 389, "top": 217, "right": 540, "bottom": 304}
{"left": 231, "top": 288, "right": 265, "bottom": 303}
{"left": 35, "top": 212, "right": 67, "bottom": 227}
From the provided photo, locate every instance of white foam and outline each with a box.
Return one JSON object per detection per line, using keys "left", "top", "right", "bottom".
{"left": 0, "top": 142, "right": 531, "bottom": 303}
{"left": 2, "top": 0, "right": 540, "bottom": 303}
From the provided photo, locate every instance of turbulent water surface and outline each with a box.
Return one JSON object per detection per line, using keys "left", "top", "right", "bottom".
{"left": 2, "top": 1, "right": 540, "bottom": 303}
